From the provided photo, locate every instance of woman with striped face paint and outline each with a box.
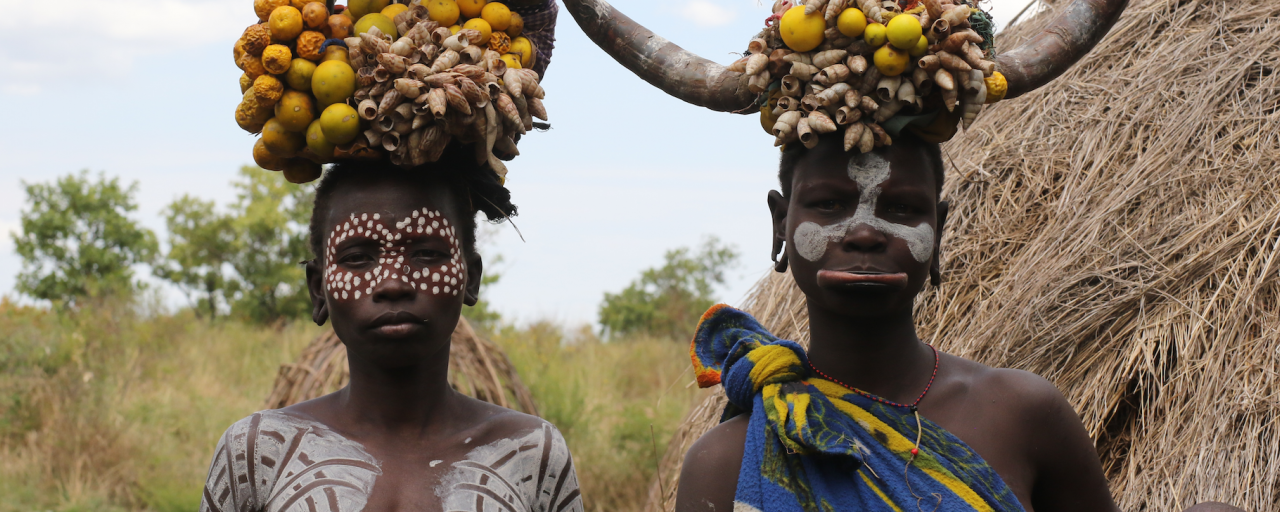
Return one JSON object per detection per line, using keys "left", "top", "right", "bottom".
{"left": 199, "top": 156, "right": 583, "bottom": 512}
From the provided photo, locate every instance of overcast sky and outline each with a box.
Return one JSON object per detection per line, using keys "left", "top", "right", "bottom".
{"left": 0, "top": 0, "right": 1036, "bottom": 326}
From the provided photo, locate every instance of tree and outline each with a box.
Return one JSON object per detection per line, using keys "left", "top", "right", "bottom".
{"left": 226, "top": 166, "right": 315, "bottom": 323}
{"left": 598, "top": 237, "right": 739, "bottom": 340}
{"left": 12, "top": 171, "right": 157, "bottom": 307}
{"left": 154, "top": 196, "right": 237, "bottom": 319}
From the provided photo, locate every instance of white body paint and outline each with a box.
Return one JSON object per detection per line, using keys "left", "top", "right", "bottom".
{"left": 199, "top": 411, "right": 381, "bottom": 512}
{"left": 436, "top": 424, "right": 584, "bottom": 512}
{"left": 323, "top": 208, "right": 465, "bottom": 301}
{"left": 199, "top": 412, "right": 582, "bottom": 512}
{"left": 793, "top": 153, "right": 935, "bottom": 263}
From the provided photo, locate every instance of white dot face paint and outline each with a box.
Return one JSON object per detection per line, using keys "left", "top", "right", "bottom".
{"left": 322, "top": 207, "right": 467, "bottom": 303}
{"left": 793, "top": 153, "right": 935, "bottom": 263}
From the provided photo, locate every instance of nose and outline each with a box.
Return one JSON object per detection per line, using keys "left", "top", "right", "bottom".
{"left": 841, "top": 221, "right": 888, "bottom": 254}
{"left": 371, "top": 269, "right": 417, "bottom": 302}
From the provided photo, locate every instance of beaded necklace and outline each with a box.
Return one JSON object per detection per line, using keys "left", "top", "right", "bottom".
{"left": 808, "top": 345, "right": 942, "bottom": 510}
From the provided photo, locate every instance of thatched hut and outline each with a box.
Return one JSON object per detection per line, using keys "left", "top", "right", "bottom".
{"left": 264, "top": 317, "right": 538, "bottom": 414}
{"left": 646, "top": 0, "right": 1280, "bottom": 509}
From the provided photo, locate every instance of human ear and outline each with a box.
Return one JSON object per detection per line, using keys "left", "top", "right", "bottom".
{"left": 767, "top": 190, "right": 790, "bottom": 273}
{"left": 930, "top": 200, "right": 949, "bottom": 287}
{"left": 463, "top": 251, "right": 484, "bottom": 307}
{"left": 304, "top": 259, "right": 329, "bottom": 326}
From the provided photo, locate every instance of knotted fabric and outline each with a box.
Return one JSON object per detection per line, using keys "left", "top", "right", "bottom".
{"left": 690, "top": 304, "right": 1025, "bottom": 512}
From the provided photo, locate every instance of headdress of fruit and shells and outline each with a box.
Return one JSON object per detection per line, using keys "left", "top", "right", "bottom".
{"left": 232, "top": 0, "right": 554, "bottom": 184}
{"left": 561, "top": 0, "right": 1125, "bottom": 152}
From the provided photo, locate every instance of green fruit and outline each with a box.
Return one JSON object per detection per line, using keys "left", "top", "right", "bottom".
{"left": 354, "top": 13, "right": 398, "bottom": 39}
{"left": 320, "top": 103, "right": 362, "bottom": 145}
{"left": 305, "top": 119, "right": 336, "bottom": 159}
{"left": 312, "top": 60, "right": 357, "bottom": 106}
{"left": 285, "top": 58, "right": 317, "bottom": 92}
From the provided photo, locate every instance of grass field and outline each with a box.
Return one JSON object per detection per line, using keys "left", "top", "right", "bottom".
{"left": 0, "top": 298, "right": 699, "bottom": 512}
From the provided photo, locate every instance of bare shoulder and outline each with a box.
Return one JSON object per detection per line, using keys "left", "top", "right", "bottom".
{"left": 674, "top": 414, "right": 749, "bottom": 512}
{"left": 454, "top": 394, "right": 556, "bottom": 445}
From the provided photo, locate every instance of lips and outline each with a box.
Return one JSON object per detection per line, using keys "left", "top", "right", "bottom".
{"left": 369, "top": 311, "right": 427, "bottom": 337}
{"left": 816, "top": 269, "right": 909, "bottom": 288}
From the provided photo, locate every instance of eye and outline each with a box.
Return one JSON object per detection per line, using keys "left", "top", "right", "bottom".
{"left": 338, "top": 252, "right": 375, "bottom": 266}
{"left": 812, "top": 199, "right": 846, "bottom": 212}
{"left": 412, "top": 248, "right": 449, "bottom": 260}
{"left": 885, "top": 203, "right": 916, "bottom": 215}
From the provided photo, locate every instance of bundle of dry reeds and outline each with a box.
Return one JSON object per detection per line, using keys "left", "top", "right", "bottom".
{"left": 647, "top": 0, "right": 1280, "bottom": 508}
{"left": 264, "top": 317, "right": 538, "bottom": 414}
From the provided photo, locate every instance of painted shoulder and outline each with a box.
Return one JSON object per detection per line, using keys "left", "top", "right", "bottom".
{"left": 437, "top": 419, "right": 583, "bottom": 512}
{"left": 199, "top": 410, "right": 382, "bottom": 512}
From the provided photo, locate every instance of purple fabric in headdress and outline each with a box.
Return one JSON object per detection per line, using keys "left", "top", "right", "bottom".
{"left": 510, "top": 0, "right": 557, "bottom": 79}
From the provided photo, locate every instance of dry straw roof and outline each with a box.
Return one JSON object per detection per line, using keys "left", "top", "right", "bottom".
{"left": 265, "top": 317, "right": 538, "bottom": 415}
{"left": 647, "top": 0, "right": 1280, "bottom": 508}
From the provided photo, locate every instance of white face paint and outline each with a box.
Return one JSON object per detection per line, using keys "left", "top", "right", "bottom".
{"left": 792, "top": 153, "right": 935, "bottom": 263}
{"left": 323, "top": 207, "right": 466, "bottom": 301}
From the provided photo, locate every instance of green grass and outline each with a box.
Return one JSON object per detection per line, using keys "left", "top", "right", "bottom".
{"left": 0, "top": 299, "right": 698, "bottom": 512}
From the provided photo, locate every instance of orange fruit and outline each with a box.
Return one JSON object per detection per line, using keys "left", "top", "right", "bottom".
{"left": 425, "top": 0, "right": 461, "bottom": 26}
{"left": 462, "top": 18, "right": 492, "bottom": 44}
{"left": 505, "top": 11, "right": 523, "bottom": 37}
{"left": 457, "top": 0, "right": 486, "bottom": 19}
{"left": 301, "top": 2, "right": 329, "bottom": 28}
{"left": 480, "top": 2, "right": 511, "bottom": 31}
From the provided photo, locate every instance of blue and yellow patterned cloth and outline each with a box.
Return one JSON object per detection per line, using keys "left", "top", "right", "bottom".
{"left": 690, "top": 304, "right": 1025, "bottom": 512}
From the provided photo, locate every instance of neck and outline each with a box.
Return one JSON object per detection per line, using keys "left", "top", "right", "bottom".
{"left": 805, "top": 302, "right": 934, "bottom": 404}
{"left": 337, "top": 342, "right": 457, "bottom": 435}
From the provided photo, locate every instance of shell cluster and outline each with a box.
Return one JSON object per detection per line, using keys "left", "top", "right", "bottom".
{"left": 745, "top": 0, "right": 1006, "bottom": 152}
{"left": 347, "top": 13, "right": 545, "bottom": 180}
{"left": 232, "top": 0, "right": 544, "bottom": 184}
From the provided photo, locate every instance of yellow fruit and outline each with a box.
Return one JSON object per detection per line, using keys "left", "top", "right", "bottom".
{"left": 909, "top": 34, "right": 928, "bottom": 57}
{"left": 262, "top": 118, "right": 306, "bottom": 156}
{"left": 243, "top": 24, "right": 272, "bottom": 56}
{"left": 282, "top": 159, "right": 323, "bottom": 183}
{"left": 836, "top": 8, "right": 867, "bottom": 38}
{"left": 985, "top": 72, "right": 1008, "bottom": 103}
{"left": 463, "top": 18, "right": 492, "bottom": 44}
{"left": 500, "top": 53, "right": 522, "bottom": 69}
{"left": 506, "top": 11, "right": 523, "bottom": 37}
{"left": 301, "top": 2, "right": 328, "bottom": 27}
{"left": 322, "top": 45, "right": 350, "bottom": 66}
{"left": 509, "top": 36, "right": 535, "bottom": 68}
{"left": 864, "top": 22, "right": 887, "bottom": 48}
{"left": 424, "top": 0, "right": 461, "bottom": 25}
{"left": 457, "top": 0, "right": 486, "bottom": 18}
{"left": 886, "top": 14, "right": 922, "bottom": 50}
{"left": 240, "top": 54, "right": 267, "bottom": 79}
{"left": 254, "top": 138, "right": 288, "bottom": 171}
{"left": 346, "top": 0, "right": 391, "bottom": 19}
{"left": 275, "top": 90, "right": 316, "bottom": 132}
{"left": 480, "top": 2, "right": 511, "bottom": 31}
{"left": 320, "top": 103, "right": 362, "bottom": 144}
{"left": 261, "top": 44, "right": 293, "bottom": 74}
{"left": 240, "top": 72, "right": 253, "bottom": 94}
{"left": 254, "top": 0, "right": 290, "bottom": 21}
{"left": 269, "top": 6, "right": 304, "bottom": 41}
{"left": 381, "top": 3, "right": 408, "bottom": 19}
{"left": 305, "top": 119, "right": 336, "bottom": 159}
{"left": 296, "top": 30, "right": 326, "bottom": 60}
{"left": 488, "top": 32, "right": 511, "bottom": 53}
{"left": 236, "top": 91, "right": 272, "bottom": 133}
{"left": 285, "top": 58, "right": 317, "bottom": 91}
{"left": 312, "top": 60, "right": 357, "bottom": 106}
{"left": 449, "top": 24, "right": 461, "bottom": 34}
{"left": 328, "top": 14, "right": 354, "bottom": 39}
{"left": 290, "top": 0, "right": 321, "bottom": 9}
{"left": 354, "top": 13, "right": 398, "bottom": 39}
{"left": 873, "top": 44, "right": 909, "bottom": 76}
{"left": 779, "top": 6, "right": 824, "bottom": 53}
{"left": 253, "top": 74, "right": 285, "bottom": 107}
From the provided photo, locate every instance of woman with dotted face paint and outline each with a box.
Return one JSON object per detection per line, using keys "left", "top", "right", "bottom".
{"left": 198, "top": 158, "right": 583, "bottom": 512}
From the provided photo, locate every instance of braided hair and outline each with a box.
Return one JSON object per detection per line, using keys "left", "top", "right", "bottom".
{"left": 308, "top": 146, "right": 516, "bottom": 262}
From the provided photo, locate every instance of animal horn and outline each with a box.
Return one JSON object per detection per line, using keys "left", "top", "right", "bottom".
{"left": 560, "top": 0, "right": 757, "bottom": 113}
{"left": 996, "top": 0, "right": 1127, "bottom": 99}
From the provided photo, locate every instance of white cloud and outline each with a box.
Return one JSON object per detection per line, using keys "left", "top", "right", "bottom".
{"left": 680, "top": 0, "right": 737, "bottom": 27}
{"left": 0, "top": 0, "right": 245, "bottom": 93}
